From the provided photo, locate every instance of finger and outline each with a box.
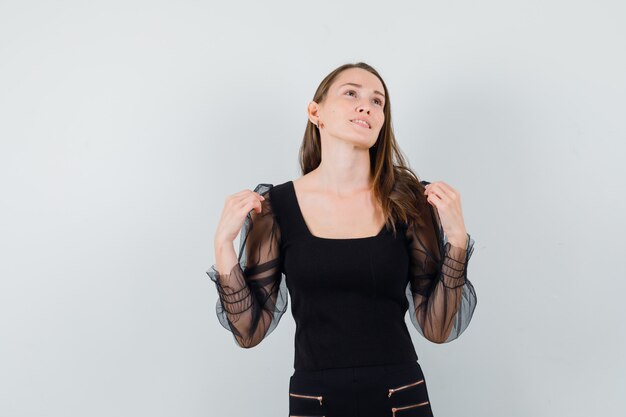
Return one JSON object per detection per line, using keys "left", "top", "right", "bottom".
{"left": 426, "top": 190, "right": 442, "bottom": 209}
{"left": 233, "top": 194, "right": 262, "bottom": 214}
{"left": 230, "top": 189, "right": 266, "bottom": 202}
{"left": 248, "top": 195, "right": 264, "bottom": 214}
{"left": 229, "top": 189, "right": 253, "bottom": 200}
{"left": 434, "top": 183, "right": 459, "bottom": 204}
{"left": 231, "top": 192, "right": 251, "bottom": 207}
{"left": 232, "top": 196, "right": 249, "bottom": 212}
{"left": 426, "top": 183, "right": 450, "bottom": 202}
{"left": 434, "top": 181, "right": 458, "bottom": 199}
{"left": 231, "top": 190, "right": 265, "bottom": 208}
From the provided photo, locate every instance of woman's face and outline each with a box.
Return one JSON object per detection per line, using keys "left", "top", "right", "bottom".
{"left": 310, "top": 67, "right": 386, "bottom": 148}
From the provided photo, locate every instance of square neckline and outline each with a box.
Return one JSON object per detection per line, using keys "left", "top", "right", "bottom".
{"left": 288, "top": 180, "right": 387, "bottom": 241}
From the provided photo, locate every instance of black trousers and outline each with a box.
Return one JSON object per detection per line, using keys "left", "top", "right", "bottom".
{"left": 288, "top": 360, "right": 435, "bottom": 417}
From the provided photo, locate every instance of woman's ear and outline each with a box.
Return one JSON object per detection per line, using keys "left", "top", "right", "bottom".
{"left": 307, "top": 100, "right": 321, "bottom": 126}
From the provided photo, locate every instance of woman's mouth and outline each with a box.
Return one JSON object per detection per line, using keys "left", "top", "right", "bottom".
{"left": 350, "top": 119, "right": 371, "bottom": 129}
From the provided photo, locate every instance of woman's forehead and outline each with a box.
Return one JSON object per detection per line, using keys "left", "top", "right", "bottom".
{"left": 332, "top": 68, "right": 384, "bottom": 92}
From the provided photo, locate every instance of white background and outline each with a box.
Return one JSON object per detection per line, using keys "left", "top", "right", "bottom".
{"left": 1, "top": 1, "right": 625, "bottom": 416}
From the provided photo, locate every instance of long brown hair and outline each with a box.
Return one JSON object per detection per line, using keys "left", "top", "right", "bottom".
{"left": 298, "top": 62, "right": 430, "bottom": 238}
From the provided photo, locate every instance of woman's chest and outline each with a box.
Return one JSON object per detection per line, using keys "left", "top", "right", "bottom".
{"left": 281, "top": 237, "right": 410, "bottom": 298}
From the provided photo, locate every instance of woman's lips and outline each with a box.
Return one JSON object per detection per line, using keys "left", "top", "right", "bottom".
{"left": 350, "top": 119, "right": 370, "bottom": 129}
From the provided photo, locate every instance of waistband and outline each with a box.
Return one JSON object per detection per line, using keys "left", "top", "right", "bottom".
{"left": 292, "top": 360, "right": 420, "bottom": 381}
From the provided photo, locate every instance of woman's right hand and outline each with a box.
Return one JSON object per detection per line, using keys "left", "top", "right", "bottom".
{"left": 214, "top": 189, "right": 266, "bottom": 247}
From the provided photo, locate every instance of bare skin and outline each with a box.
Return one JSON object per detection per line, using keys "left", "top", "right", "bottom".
{"left": 292, "top": 174, "right": 385, "bottom": 239}
{"left": 214, "top": 67, "right": 467, "bottom": 275}
{"left": 211, "top": 67, "right": 469, "bottom": 348}
{"left": 302, "top": 67, "right": 467, "bottom": 247}
{"left": 295, "top": 67, "right": 387, "bottom": 239}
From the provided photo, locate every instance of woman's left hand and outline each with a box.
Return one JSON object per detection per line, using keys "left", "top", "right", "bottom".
{"left": 424, "top": 181, "right": 468, "bottom": 248}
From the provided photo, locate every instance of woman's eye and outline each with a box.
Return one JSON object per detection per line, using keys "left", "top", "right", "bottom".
{"left": 346, "top": 90, "right": 383, "bottom": 106}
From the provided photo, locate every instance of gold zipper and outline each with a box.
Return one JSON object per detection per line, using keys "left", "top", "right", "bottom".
{"left": 392, "top": 400, "right": 430, "bottom": 416}
{"left": 289, "top": 392, "right": 324, "bottom": 406}
{"left": 387, "top": 379, "right": 424, "bottom": 397}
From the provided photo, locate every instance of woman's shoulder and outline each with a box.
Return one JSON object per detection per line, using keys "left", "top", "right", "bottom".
{"left": 251, "top": 180, "right": 292, "bottom": 195}
{"left": 249, "top": 180, "right": 294, "bottom": 217}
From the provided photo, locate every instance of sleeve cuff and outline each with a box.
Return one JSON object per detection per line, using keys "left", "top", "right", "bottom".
{"left": 440, "top": 233, "right": 474, "bottom": 288}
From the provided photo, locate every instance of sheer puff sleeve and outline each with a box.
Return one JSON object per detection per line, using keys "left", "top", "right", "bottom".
{"left": 206, "top": 183, "right": 288, "bottom": 349}
{"left": 405, "top": 180, "right": 477, "bottom": 344}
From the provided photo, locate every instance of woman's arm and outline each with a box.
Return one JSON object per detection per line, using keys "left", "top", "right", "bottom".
{"left": 207, "top": 184, "right": 288, "bottom": 348}
{"left": 405, "top": 181, "right": 477, "bottom": 343}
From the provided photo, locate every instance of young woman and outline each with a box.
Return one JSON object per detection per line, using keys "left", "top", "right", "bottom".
{"left": 208, "top": 62, "right": 477, "bottom": 417}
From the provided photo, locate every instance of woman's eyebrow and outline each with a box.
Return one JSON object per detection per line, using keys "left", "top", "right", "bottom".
{"left": 338, "top": 82, "right": 385, "bottom": 98}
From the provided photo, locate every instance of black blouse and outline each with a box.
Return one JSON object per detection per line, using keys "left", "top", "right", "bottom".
{"left": 206, "top": 180, "right": 477, "bottom": 371}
